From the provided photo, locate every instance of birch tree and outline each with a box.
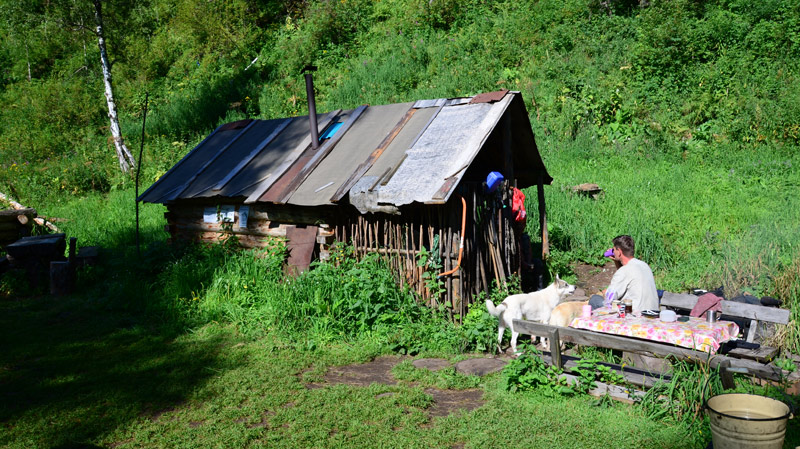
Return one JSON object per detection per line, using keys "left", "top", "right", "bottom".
{"left": 93, "top": 0, "right": 135, "bottom": 173}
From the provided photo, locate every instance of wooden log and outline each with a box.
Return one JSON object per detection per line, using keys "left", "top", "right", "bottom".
{"left": 0, "top": 222, "right": 23, "bottom": 231}
{"left": 172, "top": 221, "right": 289, "bottom": 238}
{"left": 0, "top": 231, "right": 20, "bottom": 242}
{"left": 0, "top": 207, "right": 36, "bottom": 219}
{"left": 0, "top": 192, "right": 60, "bottom": 233}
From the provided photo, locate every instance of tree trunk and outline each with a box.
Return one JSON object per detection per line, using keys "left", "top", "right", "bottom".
{"left": 93, "top": 0, "right": 136, "bottom": 173}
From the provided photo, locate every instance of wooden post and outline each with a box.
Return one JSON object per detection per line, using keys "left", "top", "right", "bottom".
{"left": 719, "top": 359, "right": 736, "bottom": 390}
{"left": 549, "top": 329, "right": 562, "bottom": 369}
{"left": 50, "top": 261, "right": 73, "bottom": 296}
{"left": 68, "top": 237, "right": 77, "bottom": 265}
{"left": 537, "top": 175, "right": 549, "bottom": 258}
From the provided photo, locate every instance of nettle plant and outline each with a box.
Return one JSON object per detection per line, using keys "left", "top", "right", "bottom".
{"left": 504, "top": 344, "right": 627, "bottom": 398}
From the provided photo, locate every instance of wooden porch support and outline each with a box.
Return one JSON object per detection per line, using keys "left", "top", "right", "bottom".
{"left": 537, "top": 175, "right": 548, "bottom": 258}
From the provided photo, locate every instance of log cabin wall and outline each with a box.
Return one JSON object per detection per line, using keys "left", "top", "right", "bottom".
{"left": 163, "top": 201, "right": 338, "bottom": 257}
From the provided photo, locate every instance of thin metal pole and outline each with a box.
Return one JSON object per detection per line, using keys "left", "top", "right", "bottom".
{"left": 135, "top": 92, "right": 149, "bottom": 258}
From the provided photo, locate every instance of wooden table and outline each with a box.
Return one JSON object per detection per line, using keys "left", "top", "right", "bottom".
{"left": 570, "top": 308, "right": 740, "bottom": 354}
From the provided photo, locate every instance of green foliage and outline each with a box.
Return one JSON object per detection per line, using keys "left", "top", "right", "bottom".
{"left": 416, "top": 238, "right": 446, "bottom": 309}
{"left": 0, "top": 269, "right": 31, "bottom": 298}
{"left": 392, "top": 359, "right": 482, "bottom": 390}
{"left": 458, "top": 300, "right": 497, "bottom": 353}
{"left": 638, "top": 358, "right": 724, "bottom": 447}
{"left": 504, "top": 344, "right": 627, "bottom": 398}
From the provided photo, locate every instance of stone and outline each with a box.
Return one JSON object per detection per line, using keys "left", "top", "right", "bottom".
{"left": 454, "top": 358, "right": 507, "bottom": 376}
{"left": 412, "top": 358, "right": 452, "bottom": 372}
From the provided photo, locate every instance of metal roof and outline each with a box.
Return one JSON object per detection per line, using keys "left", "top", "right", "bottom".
{"left": 137, "top": 90, "right": 552, "bottom": 210}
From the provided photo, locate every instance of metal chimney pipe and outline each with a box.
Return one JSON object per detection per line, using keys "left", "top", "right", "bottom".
{"left": 303, "top": 66, "right": 319, "bottom": 150}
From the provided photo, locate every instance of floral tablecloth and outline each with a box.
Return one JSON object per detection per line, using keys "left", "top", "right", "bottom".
{"left": 569, "top": 309, "right": 740, "bottom": 353}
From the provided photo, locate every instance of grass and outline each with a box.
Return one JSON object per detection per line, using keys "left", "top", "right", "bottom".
{"left": 2, "top": 295, "right": 699, "bottom": 449}
{"left": 1, "top": 184, "right": 798, "bottom": 447}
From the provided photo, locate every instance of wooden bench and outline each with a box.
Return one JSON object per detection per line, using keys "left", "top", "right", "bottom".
{"left": 513, "top": 319, "right": 785, "bottom": 383}
{"left": 659, "top": 292, "right": 790, "bottom": 362}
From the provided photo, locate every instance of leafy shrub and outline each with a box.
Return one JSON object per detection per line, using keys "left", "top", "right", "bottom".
{"left": 458, "top": 300, "right": 497, "bottom": 352}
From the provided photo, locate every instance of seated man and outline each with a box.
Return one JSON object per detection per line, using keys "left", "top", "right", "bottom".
{"left": 589, "top": 235, "right": 660, "bottom": 314}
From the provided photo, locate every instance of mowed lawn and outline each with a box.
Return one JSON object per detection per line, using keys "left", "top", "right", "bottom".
{"left": 0, "top": 295, "right": 694, "bottom": 449}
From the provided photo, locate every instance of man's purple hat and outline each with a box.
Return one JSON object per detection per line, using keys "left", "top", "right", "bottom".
{"left": 603, "top": 248, "right": 614, "bottom": 257}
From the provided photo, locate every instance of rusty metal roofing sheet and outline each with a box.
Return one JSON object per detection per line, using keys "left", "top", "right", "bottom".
{"left": 181, "top": 119, "right": 286, "bottom": 198}
{"left": 243, "top": 110, "right": 339, "bottom": 203}
{"left": 287, "top": 101, "right": 415, "bottom": 206}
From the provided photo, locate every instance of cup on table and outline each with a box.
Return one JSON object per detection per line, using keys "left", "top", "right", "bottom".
{"left": 582, "top": 304, "right": 592, "bottom": 319}
{"left": 624, "top": 300, "right": 633, "bottom": 315}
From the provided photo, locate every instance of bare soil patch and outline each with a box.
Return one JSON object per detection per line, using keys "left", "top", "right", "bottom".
{"left": 424, "top": 388, "right": 484, "bottom": 418}
{"left": 305, "top": 355, "right": 491, "bottom": 418}
{"left": 317, "top": 355, "right": 404, "bottom": 387}
{"left": 572, "top": 261, "right": 616, "bottom": 295}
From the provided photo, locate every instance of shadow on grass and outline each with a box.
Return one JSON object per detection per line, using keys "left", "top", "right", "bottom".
{"left": 0, "top": 290, "right": 228, "bottom": 447}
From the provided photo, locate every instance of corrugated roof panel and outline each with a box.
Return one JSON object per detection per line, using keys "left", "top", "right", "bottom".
{"left": 376, "top": 94, "right": 513, "bottom": 206}
{"left": 287, "top": 102, "right": 414, "bottom": 206}
{"left": 362, "top": 106, "right": 437, "bottom": 179}
{"left": 138, "top": 127, "right": 241, "bottom": 203}
{"left": 139, "top": 91, "right": 549, "bottom": 208}
{"left": 182, "top": 119, "right": 287, "bottom": 198}
{"left": 240, "top": 110, "right": 340, "bottom": 202}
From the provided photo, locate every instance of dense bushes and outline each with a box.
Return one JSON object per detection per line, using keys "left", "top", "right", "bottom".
{"left": 2, "top": 0, "right": 799, "bottom": 205}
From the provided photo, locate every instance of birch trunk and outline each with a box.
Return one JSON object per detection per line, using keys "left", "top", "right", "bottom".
{"left": 93, "top": 0, "right": 136, "bottom": 173}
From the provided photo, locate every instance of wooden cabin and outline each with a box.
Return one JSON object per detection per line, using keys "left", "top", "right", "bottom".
{"left": 138, "top": 89, "right": 552, "bottom": 319}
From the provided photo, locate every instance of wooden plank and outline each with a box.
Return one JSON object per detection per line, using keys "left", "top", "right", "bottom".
{"left": 330, "top": 106, "right": 416, "bottom": 202}
{"left": 430, "top": 177, "right": 459, "bottom": 201}
{"left": 660, "top": 292, "right": 790, "bottom": 324}
{"left": 747, "top": 319, "right": 759, "bottom": 343}
{"left": 513, "top": 319, "right": 784, "bottom": 381}
{"left": 549, "top": 328, "right": 562, "bottom": 368}
{"left": 719, "top": 360, "right": 736, "bottom": 390}
{"left": 538, "top": 352, "right": 669, "bottom": 390}
{"left": 275, "top": 105, "right": 368, "bottom": 204}
{"left": 727, "top": 345, "right": 780, "bottom": 363}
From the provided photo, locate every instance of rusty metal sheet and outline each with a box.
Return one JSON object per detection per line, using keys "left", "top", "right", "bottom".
{"left": 243, "top": 110, "right": 340, "bottom": 204}
{"left": 469, "top": 89, "right": 509, "bottom": 104}
{"left": 286, "top": 225, "right": 318, "bottom": 274}
{"left": 218, "top": 119, "right": 253, "bottom": 131}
